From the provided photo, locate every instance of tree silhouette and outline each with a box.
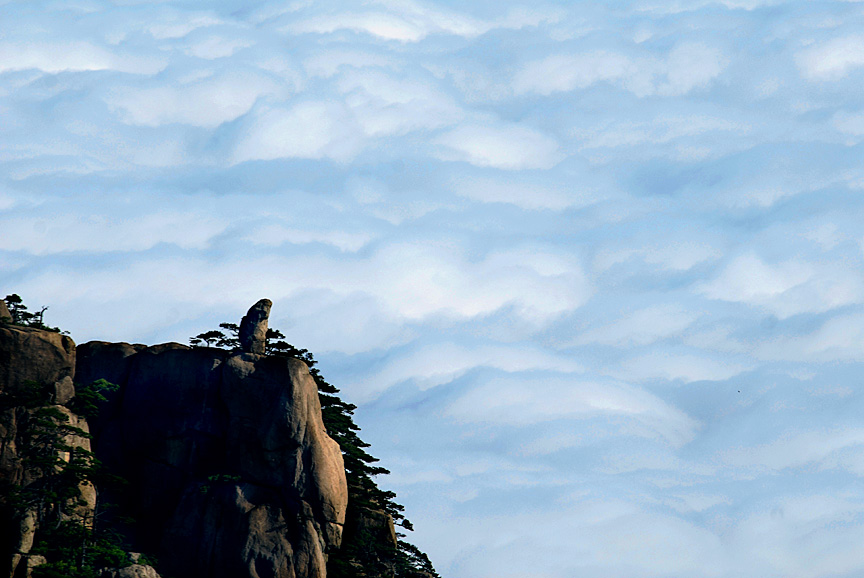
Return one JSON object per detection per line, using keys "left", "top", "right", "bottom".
{"left": 3, "top": 294, "right": 62, "bottom": 332}
{"left": 189, "top": 330, "right": 226, "bottom": 348}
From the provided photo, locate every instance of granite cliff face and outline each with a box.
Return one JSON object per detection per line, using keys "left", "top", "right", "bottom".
{"left": 0, "top": 324, "right": 96, "bottom": 578}
{"left": 1, "top": 300, "right": 348, "bottom": 578}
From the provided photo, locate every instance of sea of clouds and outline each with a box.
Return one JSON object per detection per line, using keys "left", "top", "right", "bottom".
{"left": 4, "top": 0, "right": 864, "bottom": 576}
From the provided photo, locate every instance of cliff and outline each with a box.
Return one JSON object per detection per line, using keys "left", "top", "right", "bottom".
{"left": 1, "top": 300, "right": 349, "bottom": 578}
{"left": 0, "top": 324, "right": 96, "bottom": 578}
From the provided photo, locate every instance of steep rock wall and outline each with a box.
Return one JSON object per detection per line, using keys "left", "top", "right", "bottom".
{"left": 75, "top": 341, "right": 348, "bottom": 578}
{"left": 0, "top": 325, "right": 96, "bottom": 578}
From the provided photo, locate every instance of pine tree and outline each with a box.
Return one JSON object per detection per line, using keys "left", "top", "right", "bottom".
{"left": 3, "top": 294, "right": 58, "bottom": 332}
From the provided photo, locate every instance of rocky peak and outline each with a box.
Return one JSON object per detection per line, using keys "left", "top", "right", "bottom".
{"left": 239, "top": 299, "right": 271, "bottom": 355}
{"left": 73, "top": 301, "right": 347, "bottom": 578}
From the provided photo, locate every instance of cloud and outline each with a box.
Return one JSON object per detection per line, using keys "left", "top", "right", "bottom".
{"left": 146, "top": 13, "right": 222, "bottom": 40}
{"left": 642, "top": 241, "right": 720, "bottom": 271}
{"left": 449, "top": 174, "right": 598, "bottom": 211}
{"left": 614, "top": 350, "right": 750, "bottom": 383}
{"left": 573, "top": 304, "right": 701, "bottom": 347}
{"left": 447, "top": 374, "right": 698, "bottom": 446}
{"left": 833, "top": 109, "right": 864, "bottom": 136}
{"left": 109, "top": 72, "right": 279, "bottom": 127}
{"left": 353, "top": 342, "right": 583, "bottom": 398}
{"left": 185, "top": 36, "right": 253, "bottom": 60}
{"left": 283, "top": 0, "right": 558, "bottom": 42}
{"left": 336, "top": 69, "right": 464, "bottom": 136}
{"left": 16, "top": 243, "right": 591, "bottom": 346}
{"left": 756, "top": 311, "right": 864, "bottom": 362}
{"left": 0, "top": 41, "right": 166, "bottom": 74}
{"left": 513, "top": 43, "right": 726, "bottom": 97}
{"left": 514, "top": 51, "right": 636, "bottom": 95}
{"left": 0, "top": 211, "right": 227, "bottom": 254}
{"left": 233, "top": 101, "right": 364, "bottom": 162}
{"left": 721, "top": 428, "right": 864, "bottom": 472}
{"left": 434, "top": 122, "right": 564, "bottom": 170}
{"left": 287, "top": 11, "right": 447, "bottom": 42}
{"left": 725, "top": 493, "right": 864, "bottom": 578}
{"left": 245, "top": 224, "right": 374, "bottom": 252}
{"left": 575, "top": 115, "right": 748, "bottom": 152}
{"left": 699, "top": 254, "right": 864, "bottom": 318}
{"left": 701, "top": 254, "right": 812, "bottom": 302}
{"left": 797, "top": 35, "right": 864, "bottom": 81}
{"left": 8, "top": 3, "right": 864, "bottom": 578}
{"left": 304, "top": 50, "right": 396, "bottom": 78}
{"left": 594, "top": 239, "right": 720, "bottom": 273}
{"left": 436, "top": 500, "right": 724, "bottom": 578}
{"left": 368, "top": 243, "right": 590, "bottom": 321}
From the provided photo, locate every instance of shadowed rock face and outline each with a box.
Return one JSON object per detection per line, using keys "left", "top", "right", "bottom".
{"left": 76, "top": 340, "right": 347, "bottom": 578}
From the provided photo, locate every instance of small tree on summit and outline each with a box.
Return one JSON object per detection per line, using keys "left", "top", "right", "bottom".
{"left": 5, "top": 293, "right": 29, "bottom": 323}
{"left": 3, "top": 294, "right": 61, "bottom": 332}
{"left": 189, "top": 330, "right": 225, "bottom": 348}
{"left": 265, "top": 328, "right": 288, "bottom": 355}
{"left": 217, "top": 323, "right": 240, "bottom": 348}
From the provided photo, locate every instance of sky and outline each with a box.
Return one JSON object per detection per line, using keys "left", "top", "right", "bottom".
{"left": 3, "top": 0, "right": 864, "bottom": 576}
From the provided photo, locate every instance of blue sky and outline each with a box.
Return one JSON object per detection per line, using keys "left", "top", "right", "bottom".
{"left": 4, "top": 0, "right": 864, "bottom": 576}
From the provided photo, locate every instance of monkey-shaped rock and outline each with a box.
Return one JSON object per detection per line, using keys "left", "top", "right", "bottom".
{"left": 239, "top": 299, "right": 272, "bottom": 355}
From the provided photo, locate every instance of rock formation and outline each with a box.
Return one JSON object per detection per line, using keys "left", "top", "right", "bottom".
{"left": 103, "top": 563, "right": 162, "bottom": 578}
{"left": 239, "top": 299, "right": 272, "bottom": 354}
{"left": 0, "top": 325, "right": 75, "bottom": 398}
{"left": 0, "top": 324, "right": 96, "bottom": 578}
{"left": 75, "top": 300, "right": 347, "bottom": 578}
{"left": 2, "top": 300, "right": 349, "bottom": 578}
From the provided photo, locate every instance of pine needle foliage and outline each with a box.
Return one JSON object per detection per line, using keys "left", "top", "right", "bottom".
{"left": 0, "top": 380, "right": 134, "bottom": 578}
{"left": 2, "top": 294, "right": 65, "bottom": 333}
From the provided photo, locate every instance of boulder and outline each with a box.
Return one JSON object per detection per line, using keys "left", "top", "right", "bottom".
{"left": 0, "top": 326, "right": 75, "bottom": 396}
{"left": 53, "top": 376, "right": 75, "bottom": 405}
{"left": 102, "top": 564, "right": 162, "bottom": 578}
{"left": 0, "top": 301, "right": 10, "bottom": 323}
{"left": 75, "top": 341, "right": 144, "bottom": 390}
{"left": 24, "top": 554, "right": 46, "bottom": 578}
{"left": 239, "top": 299, "right": 271, "bottom": 355}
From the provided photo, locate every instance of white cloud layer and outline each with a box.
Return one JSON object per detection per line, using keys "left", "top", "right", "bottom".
{"left": 234, "top": 101, "right": 364, "bottom": 162}
{"left": 797, "top": 35, "right": 864, "bottom": 81}
{"left": 6, "top": 2, "right": 864, "bottom": 577}
{"left": 0, "top": 212, "right": 226, "bottom": 254}
{"left": 447, "top": 375, "right": 698, "bottom": 446}
{"left": 352, "top": 342, "right": 583, "bottom": 399}
{"left": 15, "top": 243, "right": 591, "bottom": 347}
{"left": 434, "top": 122, "right": 564, "bottom": 169}
{"left": 699, "top": 253, "right": 864, "bottom": 318}
{"left": 513, "top": 43, "right": 726, "bottom": 97}
{"left": 0, "top": 41, "right": 166, "bottom": 74}
{"left": 110, "top": 72, "right": 278, "bottom": 127}
{"left": 283, "top": 0, "right": 559, "bottom": 42}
